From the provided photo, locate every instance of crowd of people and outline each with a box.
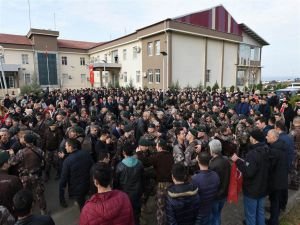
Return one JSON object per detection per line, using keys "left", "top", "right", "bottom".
{"left": 0, "top": 87, "right": 299, "bottom": 225}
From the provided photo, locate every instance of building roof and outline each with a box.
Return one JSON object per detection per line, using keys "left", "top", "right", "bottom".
{"left": 0, "top": 33, "right": 32, "bottom": 46}
{"left": 57, "top": 39, "right": 102, "bottom": 50}
{"left": 239, "top": 23, "right": 269, "bottom": 46}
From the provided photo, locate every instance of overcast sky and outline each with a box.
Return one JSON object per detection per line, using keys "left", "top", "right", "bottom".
{"left": 0, "top": 0, "right": 299, "bottom": 81}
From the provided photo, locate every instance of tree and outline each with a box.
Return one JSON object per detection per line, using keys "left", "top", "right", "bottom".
{"left": 212, "top": 81, "right": 219, "bottom": 91}
{"left": 169, "top": 80, "right": 180, "bottom": 92}
{"left": 196, "top": 82, "right": 203, "bottom": 91}
{"left": 256, "top": 80, "right": 263, "bottom": 91}
{"left": 206, "top": 86, "right": 211, "bottom": 92}
{"left": 230, "top": 85, "right": 235, "bottom": 93}
{"left": 20, "top": 81, "right": 42, "bottom": 97}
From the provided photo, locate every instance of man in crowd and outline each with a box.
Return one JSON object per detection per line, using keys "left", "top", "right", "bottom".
{"left": 209, "top": 139, "right": 231, "bottom": 225}
{"left": 166, "top": 163, "right": 200, "bottom": 225}
{"left": 59, "top": 139, "right": 93, "bottom": 209}
{"left": 80, "top": 163, "right": 134, "bottom": 225}
{"left": 13, "top": 189, "right": 55, "bottom": 225}
{"left": 192, "top": 151, "right": 220, "bottom": 225}
{"left": 232, "top": 129, "right": 270, "bottom": 225}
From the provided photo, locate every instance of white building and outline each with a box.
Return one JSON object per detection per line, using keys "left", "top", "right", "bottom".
{"left": 0, "top": 5, "right": 268, "bottom": 95}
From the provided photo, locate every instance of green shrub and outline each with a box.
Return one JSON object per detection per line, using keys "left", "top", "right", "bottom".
{"left": 20, "top": 82, "right": 42, "bottom": 96}
{"left": 169, "top": 80, "right": 180, "bottom": 92}
{"left": 206, "top": 86, "right": 211, "bottom": 92}
{"left": 230, "top": 85, "right": 235, "bottom": 93}
{"left": 289, "top": 95, "right": 300, "bottom": 107}
{"left": 212, "top": 81, "right": 219, "bottom": 91}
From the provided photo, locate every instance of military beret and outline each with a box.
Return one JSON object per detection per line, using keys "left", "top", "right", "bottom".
{"left": 124, "top": 125, "right": 133, "bottom": 133}
{"left": 47, "top": 120, "right": 56, "bottom": 126}
{"left": 189, "top": 128, "right": 198, "bottom": 137}
{"left": 196, "top": 126, "right": 206, "bottom": 133}
{"left": 239, "top": 114, "right": 247, "bottom": 120}
{"left": 73, "top": 126, "right": 85, "bottom": 135}
{"left": 138, "top": 138, "right": 151, "bottom": 146}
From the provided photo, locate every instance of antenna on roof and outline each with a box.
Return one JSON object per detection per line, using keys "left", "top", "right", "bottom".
{"left": 27, "top": 0, "right": 32, "bottom": 29}
{"left": 54, "top": 12, "right": 56, "bottom": 30}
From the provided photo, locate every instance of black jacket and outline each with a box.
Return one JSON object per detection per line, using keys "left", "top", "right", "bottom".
{"left": 209, "top": 155, "right": 231, "bottom": 200}
{"left": 59, "top": 149, "right": 93, "bottom": 201}
{"left": 15, "top": 215, "right": 55, "bottom": 225}
{"left": 236, "top": 142, "right": 270, "bottom": 198}
{"left": 269, "top": 139, "right": 289, "bottom": 191}
{"left": 166, "top": 183, "right": 200, "bottom": 225}
{"left": 115, "top": 157, "right": 144, "bottom": 200}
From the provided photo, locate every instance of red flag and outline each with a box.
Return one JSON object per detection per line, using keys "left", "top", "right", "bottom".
{"left": 89, "top": 64, "right": 94, "bottom": 85}
{"left": 227, "top": 162, "right": 243, "bottom": 204}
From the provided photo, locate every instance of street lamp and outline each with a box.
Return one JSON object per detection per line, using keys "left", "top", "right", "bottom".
{"left": 160, "top": 51, "right": 167, "bottom": 90}
{"left": 0, "top": 46, "right": 8, "bottom": 94}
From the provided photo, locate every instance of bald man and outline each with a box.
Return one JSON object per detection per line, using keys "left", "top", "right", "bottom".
{"left": 266, "top": 129, "right": 288, "bottom": 225}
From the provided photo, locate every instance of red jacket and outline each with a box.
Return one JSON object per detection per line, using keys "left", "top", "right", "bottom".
{"left": 79, "top": 190, "right": 134, "bottom": 225}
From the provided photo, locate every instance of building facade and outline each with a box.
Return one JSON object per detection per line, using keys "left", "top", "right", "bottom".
{"left": 0, "top": 5, "right": 268, "bottom": 95}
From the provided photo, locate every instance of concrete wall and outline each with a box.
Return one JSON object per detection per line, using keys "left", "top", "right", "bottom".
{"left": 3, "top": 49, "right": 35, "bottom": 87}
{"left": 171, "top": 33, "right": 205, "bottom": 88}
{"left": 223, "top": 42, "right": 238, "bottom": 88}
{"left": 58, "top": 52, "right": 90, "bottom": 89}
{"left": 206, "top": 39, "right": 223, "bottom": 87}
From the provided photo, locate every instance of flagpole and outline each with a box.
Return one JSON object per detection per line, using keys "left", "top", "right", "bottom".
{"left": 46, "top": 53, "right": 50, "bottom": 89}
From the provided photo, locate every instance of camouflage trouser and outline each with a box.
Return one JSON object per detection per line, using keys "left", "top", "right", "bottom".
{"left": 156, "top": 182, "right": 172, "bottom": 225}
{"left": 20, "top": 174, "right": 47, "bottom": 211}
{"left": 45, "top": 150, "right": 59, "bottom": 173}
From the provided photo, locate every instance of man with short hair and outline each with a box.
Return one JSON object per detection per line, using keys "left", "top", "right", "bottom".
{"left": 115, "top": 143, "right": 144, "bottom": 225}
{"left": 166, "top": 163, "right": 200, "bottom": 225}
{"left": 255, "top": 117, "right": 271, "bottom": 137}
{"left": 172, "top": 127, "right": 186, "bottom": 164}
{"left": 80, "top": 163, "right": 134, "bottom": 225}
{"left": 192, "top": 152, "right": 220, "bottom": 225}
{"left": 0, "top": 151, "right": 22, "bottom": 213}
{"left": 59, "top": 138, "right": 93, "bottom": 209}
{"left": 13, "top": 189, "right": 55, "bottom": 225}
{"left": 209, "top": 139, "right": 231, "bottom": 225}
{"left": 266, "top": 129, "right": 288, "bottom": 225}
{"left": 232, "top": 129, "right": 270, "bottom": 225}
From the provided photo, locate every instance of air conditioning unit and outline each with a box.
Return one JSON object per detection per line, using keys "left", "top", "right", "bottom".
{"left": 143, "top": 72, "right": 147, "bottom": 78}
{"left": 136, "top": 47, "right": 141, "bottom": 53}
{"left": 68, "top": 75, "right": 72, "bottom": 79}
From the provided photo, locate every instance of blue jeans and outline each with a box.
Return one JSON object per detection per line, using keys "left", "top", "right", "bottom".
{"left": 195, "top": 214, "right": 211, "bottom": 225}
{"left": 210, "top": 198, "right": 226, "bottom": 225}
{"left": 243, "top": 195, "right": 265, "bottom": 225}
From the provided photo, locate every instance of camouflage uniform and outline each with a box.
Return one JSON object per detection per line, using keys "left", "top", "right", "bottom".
{"left": 0, "top": 205, "right": 15, "bottom": 225}
{"left": 289, "top": 127, "right": 300, "bottom": 189}
{"left": 235, "top": 122, "right": 250, "bottom": 157}
{"left": 166, "top": 128, "right": 177, "bottom": 147}
{"left": 156, "top": 182, "right": 172, "bottom": 225}
{"left": 142, "top": 133, "right": 157, "bottom": 153}
{"left": 172, "top": 142, "right": 186, "bottom": 164}
{"left": 184, "top": 140, "right": 198, "bottom": 174}
{"left": 113, "top": 134, "right": 136, "bottom": 166}
{"left": 8, "top": 145, "right": 47, "bottom": 212}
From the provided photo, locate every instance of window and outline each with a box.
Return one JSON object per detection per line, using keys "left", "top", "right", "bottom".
{"left": 237, "top": 70, "right": 245, "bottom": 86}
{"left": 62, "top": 73, "right": 68, "bottom": 79}
{"left": 124, "top": 72, "right": 127, "bottom": 82}
{"left": 111, "top": 50, "right": 118, "bottom": 63}
{"left": 155, "top": 69, "right": 160, "bottom": 83}
{"left": 148, "top": 69, "right": 153, "bottom": 83}
{"left": 155, "top": 40, "right": 160, "bottom": 55}
{"left": 136, "top": 71, "right": 140, "bottom": 83}
{"left": 62, "top": 56, "right": 67, "bottom": 65}
{"left": 80, "top": 57, "right": 85, "bottom": 66}
{"left": 22, "top": 54, "right": 29, "bottom": 64}
{"left": 147, "top": 42, "right": 153, "bottom": 56}
{"left": 123, "top": 49, "right": 127, "bottom": 60}
{"left": 96, "top": 56, "right": 100, "bottom": 63}
{"left": 205, "top": 69, "right": 210, "bottom": 82}
{"left": 25, "top": 73, "right": 31, "bottom": 85}
{"left": 133, "top": 47, "right": 137, "bottom": 59}
{"left": 81, "top": 74, "right": 86, "bottom": 83}
{"left": 8, "top": 75, "right": 14, "bottom": 88}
